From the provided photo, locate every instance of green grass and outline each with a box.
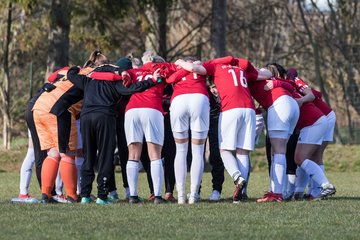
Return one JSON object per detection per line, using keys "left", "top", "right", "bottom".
{"left": 1, "top": 172, "right": 360, "bottom": 240}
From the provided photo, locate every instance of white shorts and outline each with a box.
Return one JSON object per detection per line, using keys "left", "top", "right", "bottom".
{"left": 218, "top": 108, "right": 256, "bottom": 151}
{"left": 323, "top": 111, "right": 336, "bottom": 142}
{"left": 298, "top": 116, "right": 328, "bottom": 145}
{"left": 76, "top": 119, "right": 83, "bottom": 149}
{"left": 125, "top": 108, "right": 164, "bottom": 145}
{"left": 267, "top": 95, "right": 299, "bottom": 139}
{"left": 170, "top": 94, "right": 209, "bottom": 139}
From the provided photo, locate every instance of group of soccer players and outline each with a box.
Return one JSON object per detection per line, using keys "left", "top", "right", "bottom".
{"left": 12, "top": 49, "right": 336, "bottom": 204}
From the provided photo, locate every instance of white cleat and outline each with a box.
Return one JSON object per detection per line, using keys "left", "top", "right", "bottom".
{"left": 209, "top": 190, "right": 221, "bottom": 201}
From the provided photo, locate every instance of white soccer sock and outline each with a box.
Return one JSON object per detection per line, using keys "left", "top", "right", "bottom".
{"left": 269, "top": 156, "right": 274, "bottom": 192}
{"left": 310, "top": 164, "right": 325, "bottom": 197}
{"left": 295, "top": 166, "right": 309, "bottom": 193}
{"left": 235, "top": 154, "right": 250, "bottom": 183}
{"left": 190, "top": 143, "right": 205, "bottom": 197}
{"left": 300, "top": 159, "right": 329, "bottom": 187}
{"left": 286, "top": 174, "right": 296, "bottom": 194}
{"left": 221, "top": 151, "right": 241, "bottom": 182}
{"left": 19, "top": 147, "right": 35, "bottom": 195}
{"left": 151, "top": 159, "right": 164, "bottom": 197}
{"left": 126, "top": 160, "right": 139, "bottom": 196}
{"left": 174, "top": 142, "right": 188, "bottom": 198}
{"left": 75, "top": 156, "right": 84, "bottom": 194}
{"left": 272, "top": 154, "right": 286, "bottom": 194}
{"left": 55, "top": 169, "right": 63, "bottom": 196}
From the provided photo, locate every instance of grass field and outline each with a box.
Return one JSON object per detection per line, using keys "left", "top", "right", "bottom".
{"left": 1, "top": 171, "right": 360, "bottom": 240}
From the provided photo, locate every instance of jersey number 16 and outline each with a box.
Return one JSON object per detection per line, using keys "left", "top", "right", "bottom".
{"left": 228, "top": 69, "right": 247, "bottom": 87}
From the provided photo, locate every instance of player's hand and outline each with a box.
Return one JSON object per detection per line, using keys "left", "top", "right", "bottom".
{"left": 264, "top": 80, "right": 273, "bottom": 91}
{"left": 152, "top": 68, "right": 162, "bottom": 83}
{"left": 121, "top": 71, "right": 131, "bottom": 87}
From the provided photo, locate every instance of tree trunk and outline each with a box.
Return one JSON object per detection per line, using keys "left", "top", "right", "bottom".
{"left": 156, "top": 0, "right": 168, "bottom": 59}
{"left": 211, "top": 0, "right": 227, "bottom": 58}
{"left": 45, "top": 0, "right": 70, "bottom": 80}
{"left": 297, "top": 0, "right": 329, "bottom": 104}
{"left": 0, "top": 2, "right": 13, "bottom": 149}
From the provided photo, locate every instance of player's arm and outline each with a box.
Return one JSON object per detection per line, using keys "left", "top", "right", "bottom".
{"left": 295, "top": 87, "right": 315, "bottom": 106}
{"left": 115, "top": 69, "right": 159, "bottom": 95}
{"left": 167, "top": 68, "right": 189, "bottom": 84}
{"left": 257, "top": 68, "right": 273, "bottom": 80}
{"left": 67, "top": 66, "right": 91, "bottom": 90}
{"left": 174, "top": 59, "right": 207, "bottom": 75}
{"left": 264, "top": 79, "right": 295, "bottom": 93}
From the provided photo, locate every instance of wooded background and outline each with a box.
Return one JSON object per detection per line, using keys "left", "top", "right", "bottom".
{"left": 0, "top": 0, "right": 359, "bottom": 149}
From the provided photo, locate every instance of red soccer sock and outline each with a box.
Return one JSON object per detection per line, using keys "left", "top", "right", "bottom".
{"left": 41, "top": 156, "right": 60, "bottom": 198}
{"left": 59, "top": 156, "right": 78, "bottom": 201}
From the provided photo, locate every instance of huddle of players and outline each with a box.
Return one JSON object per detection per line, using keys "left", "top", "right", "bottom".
{"left": 19, "top": 50, "right": 336, "bottom": 204}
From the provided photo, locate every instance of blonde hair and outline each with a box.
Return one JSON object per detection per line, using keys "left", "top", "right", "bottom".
{"left": 141, "top": 50, "right": 156, "bottom": 64}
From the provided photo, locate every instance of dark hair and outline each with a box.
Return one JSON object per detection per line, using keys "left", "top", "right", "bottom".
{"left": 83, "top": 50, "right": 109, "bottom": 68}
{"left": 266, "top": 62, "right": 287, "bottom": 78}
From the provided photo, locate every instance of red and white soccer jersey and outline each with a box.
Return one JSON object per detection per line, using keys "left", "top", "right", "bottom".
{"left": 292, "top": 91, "right": 324, "bottom": 130}
{"left": 294, "top": 77, "right": 332, "bottom": 115}
{"left": 202, "top": 58, "right": 258, "bottom": 111}
{"left": 125, "top": 63, "right": 166, "bottom": 113}
{"left": 171, "top": 71, "right": 209, "bottom": 102}
{"left": 249, "top": 77, "right": 294, "bottom": 110}
{"left": 294, "top": 77, "right": 335, "bottom": 141}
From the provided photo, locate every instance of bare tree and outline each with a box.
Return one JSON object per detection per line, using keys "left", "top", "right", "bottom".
{"left": 0, "top": 2, "right": 13, "bottom": 149}
{"left": 45, "top": 0, "right": 70, "bottom": 79}
{"left": 211, "top": 0, "right": 226, "bottom": 57}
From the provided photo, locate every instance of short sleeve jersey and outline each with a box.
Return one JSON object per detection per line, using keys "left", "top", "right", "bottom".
{"left": 203, "top": 58, "right": 258, "bottom": 111}
{"left": 125, "top": 62, "right": 176, "bottom": 113}
{"left": 249, "top": 77, "right": 292, "bottom": 110}
{"left": 171, "top": 71, "right": 209, "bottom": 102}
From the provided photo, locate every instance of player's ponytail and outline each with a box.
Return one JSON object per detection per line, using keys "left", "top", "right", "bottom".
{"left": 83, "top": 49, "right": 109, "bottom": 68}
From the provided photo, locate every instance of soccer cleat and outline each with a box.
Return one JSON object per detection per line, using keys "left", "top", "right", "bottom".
{"left": 65, "top": 196, "right": 77, "bottom": 203}
{"left": 52, "top": 194, "right": 68, "bottom": 203}
{"left": 96, "top": 198, "right": 112, "bottom": 205}
{"left": 293, "top": 192, "right": 305, "bottom": 201}
{"left": 242, "top": 193, "right": 249, "bottom": 201}
{"left": 81, "top": 197, "right": 93, "bottom": 204}
{"left": 188, "top": 193, "right": 201, "bottom": 204}
{"left": 154, "top": 196, "right": 165, "bottom": 204}
{"left": 233, "top": 177, "right": 246, "bottom": 203}
{"left": 256, "top": 192, "right": 283, "bottom": 203}
{"left": 129, "top": 196, "right": 142, "bottom": 204}
{"left": 108, "top": 193, "right": 120, "bottom": 203}
{"left": 177, "top": 195, "right": 186, "bottom": 205}
{"left": 283, "top": 192, "right": 295, "bottom": 201}
{"left": 11, "top": 194, "right": 39, "bottom": 204}
{"left": 318, "top": 183, "right": 336, "bottom": 199}
{"left": 187, "top": 192, "right": 201, "bottom": 201}
{"left": 148, "top": 193, "right": 156, "bottom": 201}
{"left": 164, "top": 192, "right": 177, "bottom": 202}
{"left": 41, "top": 194, "right": 58, "bottom": 204}
{"left": 304, "top": 194, "right": 315, "bottom": 201}
{"left": 209, "top": 190, "right": 221, "bottom": 201}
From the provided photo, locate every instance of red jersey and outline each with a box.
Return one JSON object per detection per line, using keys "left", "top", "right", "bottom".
{"left": 125, "top": 62, "right": 176, "bottom": 113}
{"left": 203, "top": 58, "right": 258, "bottom": 111}
{"left": 169, "top": 69, "right": 209, "bottom": 102}
{"left": 249, "top": 77, "right": 293, "bottom": 110}
{"left": 292, "top": 91, "right": 324, "bottom": 130}
{"left": 294, "top": 77, "right": 332, "bottom": 115}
